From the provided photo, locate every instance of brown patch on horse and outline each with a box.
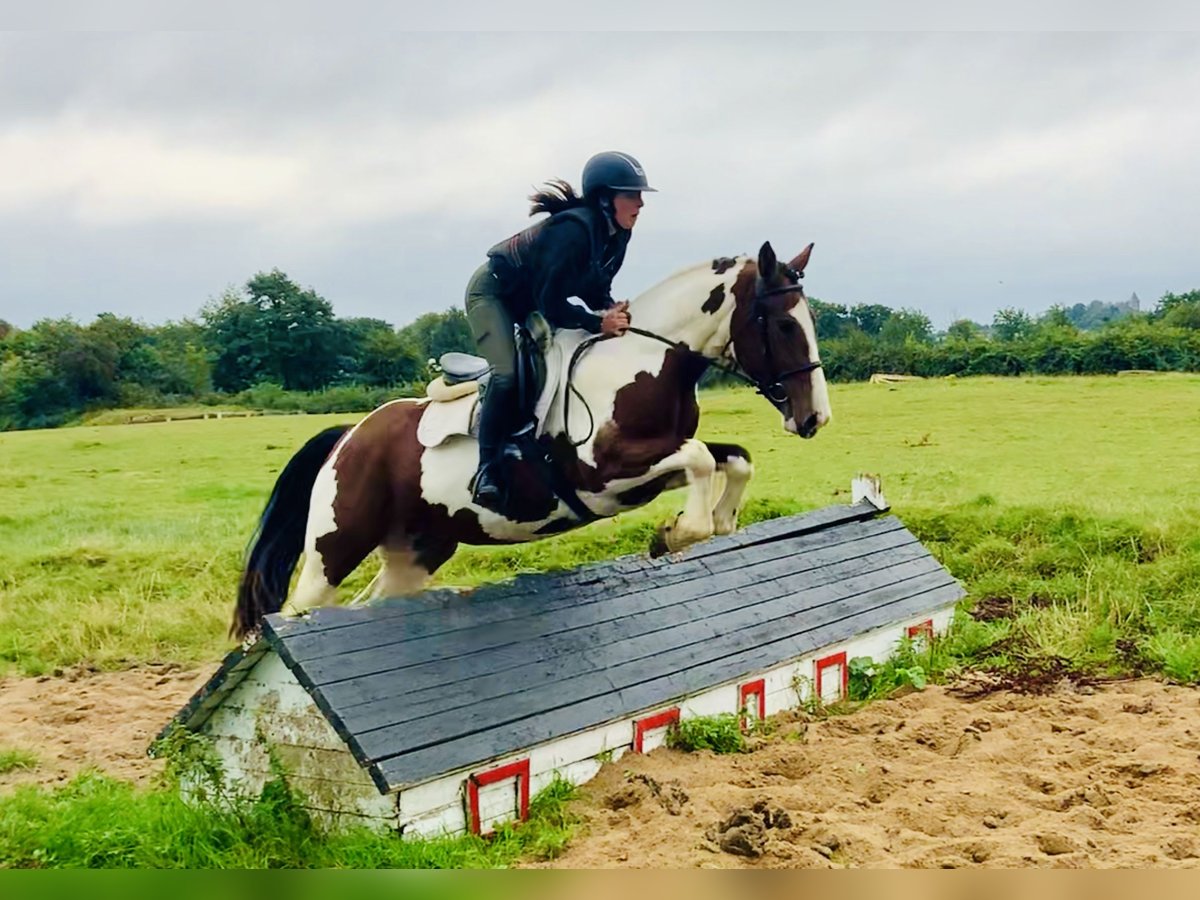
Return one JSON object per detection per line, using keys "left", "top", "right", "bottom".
{"left": 500, "top": 456, "right": 560, "bottom": 523}
{"left": 703, "top": 442, "right": 752, "bottom": 465}
{"left": 616, "top": 471, "right": 687, "bottom": 506}
{"left": 314, "top": 401, "right": 501, "bottom": 586}
{"left": 534, "top": 344, "right": 708, "bottom": 514}
{"left": 726, "top": 259, "right": 809, "bottom": 376}
{"left": 701, "top": 284, "right": 726, "bottom": 314}
{"left": 712, "top": 257, "right": 738, "bottom": 274}
{"left": 586, "top": 346, "right": 708, "bottom": 486}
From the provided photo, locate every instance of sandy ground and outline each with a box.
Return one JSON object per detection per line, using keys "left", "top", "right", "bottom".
{"left": 3, "top": 667, "right": 1199, "bottom": 868}
{"left": 0, "top": 664, "right": 210, "bottom": 789}
{"left": 535, "top": 679, "right": 1200, "bottom": 869}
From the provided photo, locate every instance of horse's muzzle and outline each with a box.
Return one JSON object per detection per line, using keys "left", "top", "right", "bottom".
{"left": 785, "top": 412, "right": 821, "bottom": 439}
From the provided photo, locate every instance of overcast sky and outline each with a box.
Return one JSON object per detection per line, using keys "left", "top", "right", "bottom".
{"left": 2, "top": 30, "right": 1198, "bottom": 330}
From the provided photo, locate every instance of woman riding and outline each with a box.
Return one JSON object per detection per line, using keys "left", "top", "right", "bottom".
{"left": 465, "top": 150, "right": 655, "bottom": 514}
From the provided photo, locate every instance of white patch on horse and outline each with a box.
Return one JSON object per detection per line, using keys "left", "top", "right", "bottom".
{"left": 282, "top": 553, "right": 337, "bottom": 617}
{"left": 650, "top": 438, "right": 717, "bottom": 552}
{"left": 283, "top": 398, "right": 425, "bottom": 616}
{"left": 370, "top": 546, "right": 431, "bottom": 600}
{"left": 712, "top": 453, "right": 753, "bottom": 536}
{"left": 791, "top": 297, "right": 833, "bottom": 430}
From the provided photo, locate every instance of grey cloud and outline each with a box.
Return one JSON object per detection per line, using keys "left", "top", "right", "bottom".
{"left": 1, "top": 31, "right": 1198, "bottom": 330}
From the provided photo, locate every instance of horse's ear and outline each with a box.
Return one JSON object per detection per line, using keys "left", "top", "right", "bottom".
{"left": 757, "top": 241, "right": 777, "bottom": 280}
{"left": 788, "top": 243, "right": 814, "bottom": 276}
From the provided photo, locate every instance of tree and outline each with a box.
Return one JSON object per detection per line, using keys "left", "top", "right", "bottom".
{"left": 202, "top": 271, "right": 345, "bottom": 392}
{"left": 1038, "top": 305, "right": 1075, "bottom": 330}
{"left": 850, "top": 304, "right": 892, "bottom": 337}
{"left": 992, "top": 307, "right": 1035, "bottom": 342}
{"left": 945, "top": 319, "right": 984, "bottom": 342}
{"left": 879, "top": 308, "right": 933, "bottom": 346}
{"left": 1157, "top": 289, "right": 1200, "bottom": 329}
{"left": 398, "top": 309, "right": 475, "bottom": 363}
{"left": 808, "top": 299, "right": 854, "bottom": 341}
{"left": 357, "top": 329, "right": 426, "bottom": 386}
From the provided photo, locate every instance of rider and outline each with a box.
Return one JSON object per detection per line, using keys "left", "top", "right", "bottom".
{"left": 464, "top": 150, "right": 655, "bottom": 514}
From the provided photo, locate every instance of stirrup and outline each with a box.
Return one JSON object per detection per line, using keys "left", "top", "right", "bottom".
{"left": 471, "top": 463, "right": 507, "bottom": 512}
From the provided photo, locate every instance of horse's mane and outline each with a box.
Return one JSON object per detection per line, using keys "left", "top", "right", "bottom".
{"left": 632, "top": 255, "right": 749, "bottom": 304}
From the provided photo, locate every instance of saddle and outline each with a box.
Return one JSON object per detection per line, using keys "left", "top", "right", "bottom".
{"left": 417, "top": 314, "right": 582, "bottom": 450}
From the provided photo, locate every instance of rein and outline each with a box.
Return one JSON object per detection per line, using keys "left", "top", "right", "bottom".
{"left": 562, "top": 282, "right": 822, "bottom": 446}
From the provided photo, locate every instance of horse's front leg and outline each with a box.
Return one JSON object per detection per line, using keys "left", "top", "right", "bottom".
{"left": 704, "top": 442, "right": 754, "bottom": 536}
{"left": 647, "top": 438, "right": 717, "bottom": 556}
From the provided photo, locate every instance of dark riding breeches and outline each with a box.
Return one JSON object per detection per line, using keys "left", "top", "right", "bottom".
{"left": 464, "top": 263, "right": 516, "bottom": 380}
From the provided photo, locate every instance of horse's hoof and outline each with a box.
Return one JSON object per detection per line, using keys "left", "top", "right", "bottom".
{"left": 649, "top": 524, "right": 671, "bottom": 558}
{"left": 240, "top": 628, "right": 263, "bottom": 651}
{"left": 713, "top": 514, "right": 738, "bottom": 536}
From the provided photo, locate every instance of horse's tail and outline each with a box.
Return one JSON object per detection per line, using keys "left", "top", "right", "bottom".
{"left": 231, "top": 424, "right": 352, "bottom": 640}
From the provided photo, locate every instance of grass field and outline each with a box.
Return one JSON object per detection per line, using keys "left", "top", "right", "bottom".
{"left": 2, "top": 374, "right": 1199, "bottom": 679}
{"left": 3, "top": 373, "right": 1200, "bottom": 868}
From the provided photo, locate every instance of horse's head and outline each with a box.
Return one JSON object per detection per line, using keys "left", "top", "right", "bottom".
{"left": 729, "top": 241, "right": 832, "bottom": 438}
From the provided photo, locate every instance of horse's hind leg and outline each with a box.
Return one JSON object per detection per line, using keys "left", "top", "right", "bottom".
{"left": 705, "top": 442, "right": 754, "bottom": 535}
{"left": 369, "top": 546, "right": 433, "bottom": 600}
{"left": 362, "top": 532, "right": 460, "bottom": 602}
{"left": 281, "top": 553, "right": 339, "bottom": 617}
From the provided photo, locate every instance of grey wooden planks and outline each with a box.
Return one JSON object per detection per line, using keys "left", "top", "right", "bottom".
{"left": 167, "top": 503, "right": 964, "bottom": 793}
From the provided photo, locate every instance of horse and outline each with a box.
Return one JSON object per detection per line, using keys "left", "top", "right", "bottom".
{"left": 231, "top": 240, "right": 832, "bottom": 639}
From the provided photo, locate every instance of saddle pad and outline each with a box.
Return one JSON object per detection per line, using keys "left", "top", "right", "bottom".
{"left": 415, "top": 328, "right": 589, "bottom": 449}
{"left": 416, "top": 393, "right": 478, "bottom": 449}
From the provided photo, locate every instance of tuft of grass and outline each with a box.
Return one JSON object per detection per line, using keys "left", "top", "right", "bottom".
{"left": 666, "top": 713, "right": 746, "bottom": 754}
{"left": 0, "top": 749, "right": 39, "bottom": 775}
{"left": 0, "top": 768, "right": 579, "bottom": 869}
{"left": 908, "top": 504, "right": 1200, "bottom": 684}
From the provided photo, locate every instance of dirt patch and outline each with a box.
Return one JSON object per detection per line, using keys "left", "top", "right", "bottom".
{"left": 5, "top": 668, "right": 1200, "bottom": 868}
{"left": 532, "top": 679, "right": 1200, "bottom": 868}
{"left": 0, "top": 665, "right": 209, "bottom": 790}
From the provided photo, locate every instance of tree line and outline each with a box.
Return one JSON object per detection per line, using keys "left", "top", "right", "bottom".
{"left": 2, "top": 270, "right": 1198, "bottom": 431}
{"left": 807, "top": 290, "right": 1200, "bottom": 383}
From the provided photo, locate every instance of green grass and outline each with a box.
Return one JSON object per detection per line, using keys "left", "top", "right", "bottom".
{"left": 666, "top": 714, "right": 747, "bottom": 754}
{"left": 1, "top": 374, "right": 1199, "bottom": 677}
{"left": 0, "top": 769, "right": 578, "bottom": 869}
{"left": 76, "top": 406, "right": 260, "bottom": 427}
{"left": 0, "top": 750, "right": 38, "bottom": 775}
{"left": 3, "top": 374, "right": 1200, "bottom": 869}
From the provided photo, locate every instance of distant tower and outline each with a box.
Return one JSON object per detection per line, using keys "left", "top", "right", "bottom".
{"left": 1129, "top": 292, "right": 1140, "bottom": 310}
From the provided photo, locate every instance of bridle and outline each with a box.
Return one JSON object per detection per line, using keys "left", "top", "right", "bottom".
{"left": 563, "top": 266, "right": 822, "bottom": 445}
{"left": 716, "top": 267, "right": 823, "bottom": 409}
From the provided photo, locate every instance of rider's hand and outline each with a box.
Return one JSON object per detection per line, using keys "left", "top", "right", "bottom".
{"left": 601, "top": 303, "right": 631, "bottom": 337}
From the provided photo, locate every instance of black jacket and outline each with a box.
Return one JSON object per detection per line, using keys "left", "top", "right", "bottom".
{"left": 486, "top": 206, "right": 629, "bottom": 334}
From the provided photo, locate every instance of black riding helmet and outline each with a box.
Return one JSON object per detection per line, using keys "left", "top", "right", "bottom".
{"left": 581, "top": 151, "right": 657, "bottom": 198}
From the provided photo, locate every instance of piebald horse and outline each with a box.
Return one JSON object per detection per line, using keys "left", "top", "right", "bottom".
{"left": 232, "top": 241, "right": 832, "bottom": 639}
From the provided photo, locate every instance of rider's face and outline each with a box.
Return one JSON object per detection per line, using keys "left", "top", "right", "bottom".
{"left": 612, "top": 191, "right": 644, "bottom": 230}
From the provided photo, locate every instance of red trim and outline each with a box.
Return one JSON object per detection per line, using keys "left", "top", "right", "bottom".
{"left": 633, "top": 707, "right": 680, "bottom": 753}
{"left": 466, "top": 758, "right": 530, "bottom": 835}
{"left": 815, "top": 651, "right": 848, "bottom": 702}
{"left": 738, "top": 679, "right": 766, "bottom": 731}
{"left": 907, "top": 619, "right": 934, "bottom": 640}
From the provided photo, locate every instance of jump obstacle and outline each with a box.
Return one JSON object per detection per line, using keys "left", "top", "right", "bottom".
{"left": 158, "top": 480, "right": 964, "bottom": 837}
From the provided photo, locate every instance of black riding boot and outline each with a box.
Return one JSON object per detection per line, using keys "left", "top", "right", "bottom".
{"left": 472, "top": 373, "right": 517, "bottom": 513}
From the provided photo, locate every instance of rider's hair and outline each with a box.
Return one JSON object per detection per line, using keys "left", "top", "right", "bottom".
{"left": 528, "top": 178, "right": 589, "bottom": 217}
